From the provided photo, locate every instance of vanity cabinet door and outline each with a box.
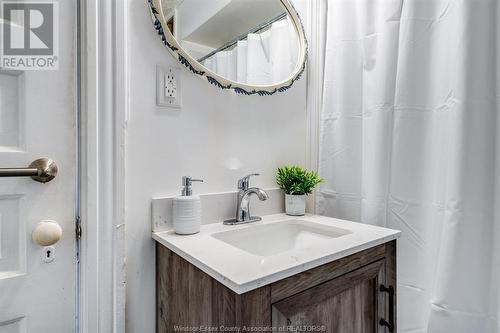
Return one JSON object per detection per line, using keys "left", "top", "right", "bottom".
{"left": 272, "top": 260, "right": 388, "bottom": 333}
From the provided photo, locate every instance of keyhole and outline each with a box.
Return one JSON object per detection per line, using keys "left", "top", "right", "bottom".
{"left": 42, "top": 246, "right": 55, "bottom": 263}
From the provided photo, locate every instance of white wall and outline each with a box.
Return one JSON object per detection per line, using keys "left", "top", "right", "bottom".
{"left": 125, "top": 1, "right": 308, "bottom": 332}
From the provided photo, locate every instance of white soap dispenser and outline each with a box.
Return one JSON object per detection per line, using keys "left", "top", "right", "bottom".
{"left": 172, "top": 176, "right": 203, "bottom": 235}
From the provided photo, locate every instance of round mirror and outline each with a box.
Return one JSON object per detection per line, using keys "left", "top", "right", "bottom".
{"left": 147, "top": 0, "right": 307, "bottom": 95}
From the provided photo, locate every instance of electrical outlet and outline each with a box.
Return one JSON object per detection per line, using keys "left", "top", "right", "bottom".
{"left": 165, "top": 72, "right": 177, "bottom": 98}
{"left": 157, "top": 65, "right": 181, "bottom": 108}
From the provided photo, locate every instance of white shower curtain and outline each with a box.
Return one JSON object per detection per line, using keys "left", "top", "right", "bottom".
{"left": 203, "top": 17, "right": 299, "bottom": 85}
{"left": 317, "top": 0, "right": 500, "bottom": 332}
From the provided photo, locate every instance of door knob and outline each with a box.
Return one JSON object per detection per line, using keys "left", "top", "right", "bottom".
{"left": 32, "top": 220, "right": 62, "bottom": 246}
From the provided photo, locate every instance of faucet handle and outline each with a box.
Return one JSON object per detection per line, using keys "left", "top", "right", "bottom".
{"left": 238, "top": 173, "right": 260, "bottom": 190}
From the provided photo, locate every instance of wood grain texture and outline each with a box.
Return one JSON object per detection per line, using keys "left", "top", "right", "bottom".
{"left": 156, "top": 244, "right": 271, "bottom": 332}
{"left": 270, "top": 244, "right": 386, "bottom": 303}
{"left": 156, "top": 245, "right": 170, "bottom": 333}
{"left": 157, "top": 244, "right": 214, "bottom": 331}
{"left": 236, "top": 286, "right": 271, "bottom": 328}
{"left": 156, "top": 241, "right": 397, "bottom": 333}
{"left": 376, "top": 257, "right": 386, "bottom": 333}
{"left": 272, "top": 261, "right": 384, "bottom": 333}
{"left": 211, "top": 282, "right": 237, "bottom": 326}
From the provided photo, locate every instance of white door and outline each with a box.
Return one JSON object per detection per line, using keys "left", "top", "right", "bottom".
{"left": 0, "top": 0, "right": 77, "bottom": 332}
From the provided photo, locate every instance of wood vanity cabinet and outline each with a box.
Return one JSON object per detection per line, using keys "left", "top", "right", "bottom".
{"left": 156, "top": 240, "right": 396, "bottom": 333}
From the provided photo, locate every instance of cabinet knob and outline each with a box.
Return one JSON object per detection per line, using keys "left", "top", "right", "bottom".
{"left": 32, "top": 220, "right": 62, "bottom": 246}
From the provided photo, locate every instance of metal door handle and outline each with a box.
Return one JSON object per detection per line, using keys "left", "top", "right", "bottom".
{"left": 0, "top": 158, "right": 58, "bottom": 183}
{"left": 379, "top": 284, "right": 395, "bottom": 332}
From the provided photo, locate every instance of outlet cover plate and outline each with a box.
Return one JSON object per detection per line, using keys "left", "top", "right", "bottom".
{"left": 156, "top": 65, "right": 182, "bottom": 108}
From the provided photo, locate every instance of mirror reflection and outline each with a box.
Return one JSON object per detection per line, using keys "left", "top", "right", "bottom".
{"left": 160, "top": 0, "right": 301, "bottom": 86}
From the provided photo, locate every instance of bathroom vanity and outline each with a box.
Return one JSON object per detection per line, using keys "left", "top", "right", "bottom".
{"left": 153, "top": 214, "right": 400, "bottom": 332}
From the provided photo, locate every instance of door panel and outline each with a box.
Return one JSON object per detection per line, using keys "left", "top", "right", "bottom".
{"left": 0, "top": 195, "right": 23, "bottom": 278}
{"left": 0, "top": 0, "right": 77, "bottom": 331}
{"left": 272, "top": 260, "right": 386, "bottom": 333}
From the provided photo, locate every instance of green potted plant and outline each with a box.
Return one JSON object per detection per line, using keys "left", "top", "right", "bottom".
{"left": 276, "top": 166, "right": 324, "bottom": 216}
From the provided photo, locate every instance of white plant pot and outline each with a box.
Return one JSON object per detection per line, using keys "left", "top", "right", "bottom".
{"left": 285, "top": 194, "right": 306, "bottom": 216}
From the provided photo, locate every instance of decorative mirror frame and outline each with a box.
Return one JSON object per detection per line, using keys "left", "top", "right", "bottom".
{"left": 147, "top": 0, "right": 308, "bottom": 96}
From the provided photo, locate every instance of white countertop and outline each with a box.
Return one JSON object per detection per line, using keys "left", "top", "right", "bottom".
{"left": 153, "top": 214, "right": 401, "bottom": 294}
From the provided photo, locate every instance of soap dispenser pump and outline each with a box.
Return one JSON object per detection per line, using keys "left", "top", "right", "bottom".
{"left": 172, "top": 176, "right": 203, "bottom": 235}
{"left": 181, "top": 176, "right": 203, "bottom": 196}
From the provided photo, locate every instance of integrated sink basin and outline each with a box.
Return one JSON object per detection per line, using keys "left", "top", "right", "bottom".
{"left": 211, "top": 219, "right": 352, "bottom": 256}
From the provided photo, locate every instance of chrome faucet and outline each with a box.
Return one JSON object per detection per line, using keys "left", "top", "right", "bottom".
{"left": 224, "top": 173, "right": 269, "bottom": 225}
